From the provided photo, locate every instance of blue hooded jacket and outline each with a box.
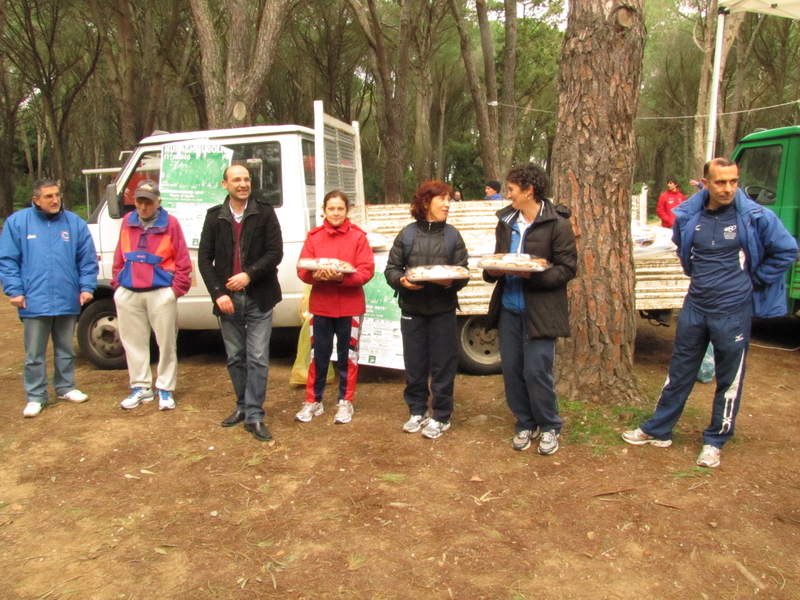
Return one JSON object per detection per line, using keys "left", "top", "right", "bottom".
{"left": 0, "top": 206, "right": 98, "bottom": 318}
{"left": 671, "top": 188, "right": 798, "bottom": 318}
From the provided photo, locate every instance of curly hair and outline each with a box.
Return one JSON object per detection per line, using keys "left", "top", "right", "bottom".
{"left": 410, "top": 180, "right": 453, "bottom": 222}
{"left": 506, "top": 163, "right": 549, "bottom": 202}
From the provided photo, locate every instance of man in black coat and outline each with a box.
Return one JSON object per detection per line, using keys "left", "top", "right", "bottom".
{"left": 198, "top": 164, "right": 283, "bottom": 442}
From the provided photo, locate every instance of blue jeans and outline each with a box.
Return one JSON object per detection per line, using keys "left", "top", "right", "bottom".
{"left": 22, "top": 314, "right": 78, "bottom": 404}
{"left": 641, "top": 301, "right": 751, "bottom": 448}
{"left": 218, "top": 292, "right": 273, "bottom": 423}
{"left": 498, "top": 309, "right": 562, "bottom": 434}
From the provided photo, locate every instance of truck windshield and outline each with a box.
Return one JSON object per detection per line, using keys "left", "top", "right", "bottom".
{"left": 737, "top": 144, "right": 782, "bottom": 205}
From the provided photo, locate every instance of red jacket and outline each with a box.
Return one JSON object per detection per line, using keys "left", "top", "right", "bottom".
{"left": 656, "top": 190, "right": 686, "bottom": 228}
{"left": 297, "top": 219, "right": 375, "bottom": 317}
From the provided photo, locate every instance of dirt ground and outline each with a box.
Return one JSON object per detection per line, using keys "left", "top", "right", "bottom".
{"left": 0, "top": 299, "right": 798, "bottom": 600}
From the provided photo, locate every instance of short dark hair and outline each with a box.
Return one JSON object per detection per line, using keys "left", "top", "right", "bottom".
{"left": 410, "top": 180, "right": 453, "bottom": 222}
{"left": 323, "top": 190, "right": 349, "bottom": 210}
{"left": 667, "top": 177, "right": 678, "bottom": 186}
{"left": 506, "top": 163, "right": 548, "bottom": 202}
{"left": 703, "top": 157, "right": 736, "bottom": 178}
{"left": 32, "top": 179, "right": 59, "bottom": 197}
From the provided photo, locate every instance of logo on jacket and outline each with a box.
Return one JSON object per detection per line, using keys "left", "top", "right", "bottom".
{"left": 61, "top": 231, "right": 70, "bottom": 242}
{"left": 723, "top": 225, "right": 737, "bottom": 240}
{"left": 27, "top": 234, "right": 37, "bottom": 239}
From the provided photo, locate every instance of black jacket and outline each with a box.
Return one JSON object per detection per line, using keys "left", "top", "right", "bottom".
{"left": 198, "top": 196, "right": 284, "bottom": 316}
{"left": 483, "top": 200, "right": 577, "bottom": 338}
{"left": 384, "top": 220, "right": 469, "bottom": 316}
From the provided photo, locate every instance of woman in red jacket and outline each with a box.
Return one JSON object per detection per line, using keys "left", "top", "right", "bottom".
{"left": 295, "top": 191, "right": 375, "bottom": 425}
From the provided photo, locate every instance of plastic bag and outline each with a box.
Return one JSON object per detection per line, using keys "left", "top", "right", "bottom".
{"left": 289, "top": 285, "right": 335, "bottom": 387}
{"left": 697, "top": 343, "right": 715, "bottom": 383}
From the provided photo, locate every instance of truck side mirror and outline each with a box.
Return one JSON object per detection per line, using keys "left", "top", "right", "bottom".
{"left": 104, "top": 183, "right": 122, "bottom": 219}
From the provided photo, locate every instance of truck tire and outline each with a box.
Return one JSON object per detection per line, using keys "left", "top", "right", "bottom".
{"left": 77, "top": 298, "right": 127, "bottom": 370}
{"left": 457, "top": 315, "right": 501, "bottom": 375}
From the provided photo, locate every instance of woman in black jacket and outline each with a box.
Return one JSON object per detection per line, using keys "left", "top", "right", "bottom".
{"left": 385, "top": 181, "right": 469, "bottom": 439}
{"left": 483, "top": 164, "right": 577, "bottom": 455}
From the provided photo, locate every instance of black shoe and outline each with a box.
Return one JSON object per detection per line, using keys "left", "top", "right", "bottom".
{"left": 244, "top": 421, "right": 273, "bottom": 442}
{"left": 221, "top": 410, "right": 246, "bottom": 427}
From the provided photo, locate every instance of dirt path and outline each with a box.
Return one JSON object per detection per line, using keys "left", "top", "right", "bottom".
{"left": 0, "top": 300, "right": 798, "bottom": 600}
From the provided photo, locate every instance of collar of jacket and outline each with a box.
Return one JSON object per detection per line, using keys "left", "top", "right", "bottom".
{"left": 323, "top": 218, "right": 352, "bottom": 234}
{"left": 126, "top": 207, "right": 168, "bottom": 229}
{"left": 32, "top": 202, "right": 64, "bottom": 220}
{"left": 496, "top": 198, "right": 557, "bottom": 226}
{"left": 416, "top": 220, "right": 447, "bottom": 233}
{"left": 218, "top": 196, "right": 259, "bottom": 222}
{"left": 675, "top": 187, "right": 763, "bottom": 220}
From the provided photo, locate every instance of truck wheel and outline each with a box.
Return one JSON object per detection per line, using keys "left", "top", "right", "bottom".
{"left": 457, "top": 315, "right": 501, "bottom": 375}
{"left": 77, "top": 299, "right": 127, "bottom": 370}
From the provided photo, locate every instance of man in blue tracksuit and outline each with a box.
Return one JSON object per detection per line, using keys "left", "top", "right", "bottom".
{"left": 623, "top": 158, "right": 798, "bottom": 468}
{"left": 0, "top": 179, "right": 98, "bottom": 417}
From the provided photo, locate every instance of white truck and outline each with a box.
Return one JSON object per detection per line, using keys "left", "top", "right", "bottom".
{"left": 79, "top": 101, "right": 688, "bottom": 375}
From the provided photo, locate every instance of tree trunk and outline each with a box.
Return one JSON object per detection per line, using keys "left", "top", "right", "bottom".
{"left": 692, "top": 0, "right": 717, "bottom": 175}
{"left": 189, "top": 0, "right": 292, "bottom": 129}
{"left": 551, "top": 0, "right": 646, "bottom": 404}
{"left": 447, "top": 0, "right": 499, "bottom": 182}
{"left": 348, "top": 0, "right": 420, "bottom": 202}
{"left": 720, "top": 13, "right": 761, "bottom": 156}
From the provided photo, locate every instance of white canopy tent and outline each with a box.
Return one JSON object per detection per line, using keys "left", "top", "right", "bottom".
{"left": 706, "top": 0, "right": 800, "bottom": 160}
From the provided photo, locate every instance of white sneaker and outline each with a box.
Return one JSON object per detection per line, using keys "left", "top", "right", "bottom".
{"left": 296, "top": 401, "right": 323, "bottom": 422}
{"left": 512, "top": 428, "right": 541, "bottom": 451}
{"left": 57, "top": 389, "right": 88, "bottom": 403}
{"left": 403, "top": 413, "right": 431, "bottom": 433}
{"left": 23, "top": 402, "right": 43, "bottom": 417}
{"left": 121, "top": 387, "right": 154, "bottom": 410}
{"left": 334, "top": 400, "right": 354, "bottom": 424}
{"left": 697, "top": 445, "right": 721, "bottom": 468}
{"left": 538, "top": 430, "right": 560, "bottom": 455}
{"left": 157, "top": 390, "right": 176, "bottom": 411}
{"left": 621, "top": 427, "right": 673, "bottom": 447}
{"left": 421, "top": 419, "right": 450, "bottom": 439}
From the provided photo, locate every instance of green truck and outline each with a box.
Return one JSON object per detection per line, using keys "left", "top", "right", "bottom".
{"left": 732, "top": 125, "right": 800, "bottom": 315}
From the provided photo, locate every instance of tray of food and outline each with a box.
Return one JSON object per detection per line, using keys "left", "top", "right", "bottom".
{"left": 477, "top": 253, "right": 551, "bottom": 272}
{"left": 297, "top": 258, "right": 357, "bottom": 273}
{"left": 405, "top": 264, "right": 471, "bottom": 282}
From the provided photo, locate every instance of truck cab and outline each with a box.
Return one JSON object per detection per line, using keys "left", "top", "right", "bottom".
{"left": 80, "top": 102, "right": 364, "bottom": 368}
{"left": 732, "top": 125, "right": 800, "bottom": 315}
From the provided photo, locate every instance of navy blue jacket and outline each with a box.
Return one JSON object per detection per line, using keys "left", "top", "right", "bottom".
{"left": 672, "top": 188, "right": 798, "bottom": 318}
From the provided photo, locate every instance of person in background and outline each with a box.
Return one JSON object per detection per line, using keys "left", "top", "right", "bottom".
{"left": 482, "top": 163, "right": 577, "bottom": 456}
{"left": 112, "top": 179, "right": 192, "bottom": 412}
{"left": 656, "top": 178, "right": 686, "bottom": 229}
{"left": 198, "top": 164, "right": 284, "bottom": 442}
{"left": 295, "top": 190, "right": 374, "bottom": 425}
{"left": 453, "top": 190, "right": 463, "bottom": 201}
{"left": 484, "top": 181, "right": 502, "bottom": 200}
{"left": 385, "top": 180, "right": 469, "bottom": 439}
{"left": 0, "top": 179, "right": 98, "bottom": 418}
{"left": 623, "top": 158, "right": 798, "bottom": 468}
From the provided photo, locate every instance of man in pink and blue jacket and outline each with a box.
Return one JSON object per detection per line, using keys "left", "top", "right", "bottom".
{"left": 111, "top": 179, "right": 192, "bottom": 411}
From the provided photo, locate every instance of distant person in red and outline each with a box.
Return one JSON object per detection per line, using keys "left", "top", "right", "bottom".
{"left": 656, "top": 178, "right": 686, "bottom": 228}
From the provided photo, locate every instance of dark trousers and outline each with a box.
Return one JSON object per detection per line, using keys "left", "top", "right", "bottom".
{"left": 641, "top": 301, "right": 751, "bottom": 448}
{"left": 400, "top": 311, "right": 458, "bottom": 423}
{"left": 498, "top": 309, "right": 562, "bottom": 434}
{"left": 306, "top": 315, "right": 363, "bottom": 402}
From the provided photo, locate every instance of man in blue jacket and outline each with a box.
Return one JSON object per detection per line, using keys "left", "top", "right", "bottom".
{"left": 623, "top": 158, "right": 798, "bottom": 468}
{"left": 0, "top": 180, "right": 98, "bottom": 417}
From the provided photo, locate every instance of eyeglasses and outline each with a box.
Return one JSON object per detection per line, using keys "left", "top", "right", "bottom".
{"left": 39, "top": 193, "right": 63, "bottom": 200}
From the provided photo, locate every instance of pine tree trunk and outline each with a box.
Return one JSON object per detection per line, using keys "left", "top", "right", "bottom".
{"left": 551, "top": 0, "right": 646, "bottom": 404}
